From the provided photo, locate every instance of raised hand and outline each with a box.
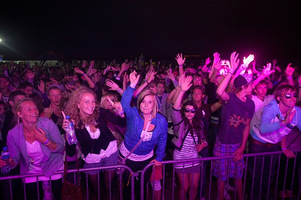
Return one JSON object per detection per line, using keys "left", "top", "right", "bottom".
{"left": 285, "top": 63, "right": 295, "bottom": 77}
{"left": 243, "top": 54, "right": 255, "bottom": 66}
{"left": 74, "top": 67, "right": 84, "bottom": 75}
{"left": 179, "top": 75, "right": 193, "bottom": 91}
{"left": 37, "top": 79, "right": 45, "bottom": 93}
{"left": 175, "top": 53, "right": 186, "bottom": 66}
{"left": 262, "top": 63, "right": 275, "bottom": 78}
{"left": 230, "top": 51, "right": 240, "bottom": 72}
{"left": 205, "top": 57, "right": 211, "bottom": 66}
{"left": 82, "top": 60, "right": 88, "bottom": 68}
{"left": 166, "top": 68, "right": 175, "bottom": 81}
{"left": 106, "top": 80, "right": 120, "bottom": 91}
{"left": 145, "top": 70, "right": 156, "bottom": 83}
{"left": 129, "top": 71, "right": 140, "bottom": 86}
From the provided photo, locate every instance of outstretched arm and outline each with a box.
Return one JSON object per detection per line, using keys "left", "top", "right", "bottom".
{"left": 173, "top": 75, "right": 193, "bottom": 110}
{"left": 216, "top": 51, "right": 240, "bottom": 101}
{"left": 175, "top": 53, "right": 186, "bottom": 76}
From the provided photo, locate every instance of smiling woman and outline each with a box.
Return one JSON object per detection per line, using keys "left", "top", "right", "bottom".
{"left": 0, "top": 98, "right": 65, "bottom": 200}
{"left": 62, "top": 86, "right": 118, "bottom": 199}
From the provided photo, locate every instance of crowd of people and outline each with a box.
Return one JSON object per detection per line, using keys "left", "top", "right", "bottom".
{"left": 0, "top": 52, "right": 300, "bottom": 200}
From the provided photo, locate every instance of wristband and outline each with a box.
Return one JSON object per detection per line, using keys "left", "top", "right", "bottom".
{"left": 82, "top": 73, "right": 86, "bottom": 76}
{"left": 282, "top": 147, "right": 287, "bottom": 150}
{"left": 43, "top": 139, "right": 50, "bottom": 145}
{"left": 287, "top": 76, "right": 292, "bottom": 80}
{"left": 117, "top": 88, "right": 122, "bottom": 93}
{"left": 229, "top": 69, "right": 234, "bottom": 75}
{"left": 130, "top": 83, "right": 136, "bottom": 88}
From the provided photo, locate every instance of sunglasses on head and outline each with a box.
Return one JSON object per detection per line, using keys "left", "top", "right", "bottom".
{"left": 284, "top": 93, "right": 298, "bottom": 99}
{"left": 184, "top": 108, "right": 196, "bottom": 113}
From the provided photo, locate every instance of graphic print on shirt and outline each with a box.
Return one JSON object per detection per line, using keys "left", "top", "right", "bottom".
{"left": 228, "top": 114, "right": 247, "bottom": 128}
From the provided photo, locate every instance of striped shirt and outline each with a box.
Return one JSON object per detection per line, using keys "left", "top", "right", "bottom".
{"left": 173, "top": 132, "right": 199, "bottom": 169}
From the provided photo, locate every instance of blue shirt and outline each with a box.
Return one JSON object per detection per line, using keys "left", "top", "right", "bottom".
{"left": 121, "top": 86, "right": 168, "bottom": 161}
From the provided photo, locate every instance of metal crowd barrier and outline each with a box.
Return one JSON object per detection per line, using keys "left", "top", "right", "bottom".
{"left": 0, "top": 151, "right": 300, "bottom": 200}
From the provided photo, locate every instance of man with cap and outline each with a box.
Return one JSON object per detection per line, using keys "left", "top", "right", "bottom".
{"left": 213, "top": 52, "right": 255, "bottom": 200}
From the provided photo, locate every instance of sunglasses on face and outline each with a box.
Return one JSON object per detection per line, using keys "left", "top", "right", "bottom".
{"left": 184, "top": 108, "right": 196, "bottom": 113}
{"left": 284, "top": 93, "right": 298, "bottom": 99}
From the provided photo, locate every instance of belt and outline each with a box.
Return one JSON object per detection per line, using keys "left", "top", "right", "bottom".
{"left": 249, "top": 137, "right": 277, "bottom": 147}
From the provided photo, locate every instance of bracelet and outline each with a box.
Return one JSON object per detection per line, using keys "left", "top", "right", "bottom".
{"left": 43, "top": 139, "right": 50, "bottom": 145}
{"left": 287, "top": 76, "right": 292, "bottom": 80}
{"left": 82, "top": 73, "right": 86, "bottom": 76}
{"left": 282, "top": 147, "right": 287, "bottom": 150}
{"left": 46, "top": 141, "right": 52, "bottom": 146}
{"left": 117, "top": 88, "right": 122, "bottom": 93}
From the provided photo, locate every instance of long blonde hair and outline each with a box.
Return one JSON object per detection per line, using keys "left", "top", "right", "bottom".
{"left": 63, "top": 86, "right": 99, "bottom": 129}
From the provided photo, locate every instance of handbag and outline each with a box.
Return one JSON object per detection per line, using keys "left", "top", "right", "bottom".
{"left": 62, "top": 147, "right": 82, "bottom": 200}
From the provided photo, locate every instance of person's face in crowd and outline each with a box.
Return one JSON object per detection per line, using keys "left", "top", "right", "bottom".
{"left": 184, "top": 105, "right": 196, "bottom": 122}
{"left": 48, "top": 88, "right": 62, "bottom": 106}
{"left": 9, "top": 95, "right": 26, "bottom": 110}
{"left": 0, "top": 77, "right": 9, "bottom": 90}
{"left": 140, "top": 95, "right": 155, "bottom": 116}
{"left": 93, "top": 72, "right": 101, "bottom": 83}
{"left": 255, "top": 83, "right": 268, "bottom": 99}
{"left": 78, "top": 92, "right": 96, "bottom": 117}
{"left": 193, "top": 76, "right": 202, "bottom": 86}
{"left": 25, "top": 70, "right": 35, "bottom": 80}
{"left": 279, "top": 89, "right": 298, "bottom": 108}
{"left": 22, "top": 86, "right": 33, "bottom": 97}
{"left": 157, "top": 83, "right": 165, "bottom": 96}
{"left": 0, "top": 104, "right": 5, "bottom": 115}
{"left": 17, "top": 101, "right": 39, "bottom": 124}
{"left": 244, "top": 83, "right": 253, "bottom": 96}
{"left": 149, "top": 86, "right": 157, "bottom": 95}
{"left": 192, "top": 88, "right": 203, "bottom": 103}
{"left": 102, "top": 95, "right": 117, "bottom": 110}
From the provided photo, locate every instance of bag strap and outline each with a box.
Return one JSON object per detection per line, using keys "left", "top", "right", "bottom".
{"left": 122, "top": 115, "right": 152, "bottom": 162}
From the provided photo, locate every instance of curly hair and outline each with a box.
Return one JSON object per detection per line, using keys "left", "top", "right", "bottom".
{"left": 63, "top": 86, "right": 99, "bottom": 129}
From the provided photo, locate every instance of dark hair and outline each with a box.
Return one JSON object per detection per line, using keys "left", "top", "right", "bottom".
{"left": 19, "top": 81, "right": 33, "bottom": 90}
{"left": 0, "top": 75, "right": 10, "bottom": 83}
{"left": 9, "top": 90, "right": 26, "bottom": 102}
{"left": 180, "top": 101, "right": 203, "bottom": 137}
{"left": 191, "top": 85, "right": 205, "bottom": 95}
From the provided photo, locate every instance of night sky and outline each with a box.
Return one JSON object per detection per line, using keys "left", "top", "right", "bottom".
{"left": 0, "top": 1, "right": 300, "bottom": 64}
